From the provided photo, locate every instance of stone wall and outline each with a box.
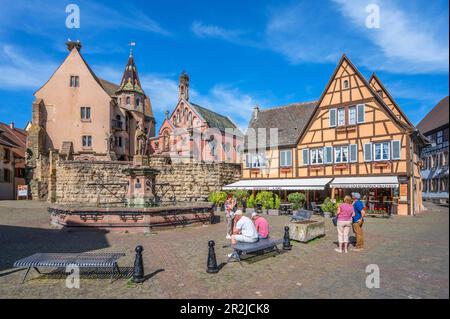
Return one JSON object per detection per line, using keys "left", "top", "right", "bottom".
{"left": 50, "top": 156, "right": 240, "bottom": 205}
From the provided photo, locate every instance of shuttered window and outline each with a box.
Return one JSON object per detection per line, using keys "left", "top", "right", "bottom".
{"left": 364, "top": 143, "right": 372, "bottom": 161}
{"left": 324, "top": 146, "right": 333, "bottom": 164}
{"left": 302, "top": 149, "right": 309, "bottom": 166}
{"left": 350, "top": 144, "right": 358, "bottom": 162}
{"left": 392, "top": 140, "right": 401, "bottom": 160}
{"left": 329, "top": 109, "right": 337, "bottom": 127}
{"left": 357, "top": 104, "right": 365, "bottom": 123}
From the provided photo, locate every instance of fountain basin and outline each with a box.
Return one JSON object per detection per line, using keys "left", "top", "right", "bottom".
{"left": 48, "top": 202, "right": 215, "bottom": 233}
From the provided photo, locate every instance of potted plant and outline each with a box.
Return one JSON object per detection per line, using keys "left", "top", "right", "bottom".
{"left": 231, "top": 189, "right": 249, "bottom": 211}
{"left": 255, "top": 191, "right": 274, "bottom": 214}
{"left": 321, "top": 197, "right": 337, "bottom": 218}
{"left": 208, "top": 191, "right": 227, "bottom": 212}
{"left": 246, "top": 194, "right": 256, "bottom": 214}
{"left": 267, "top": 194, "right": 281, "bottom": 216}
{"left": 288, "top": 192, "right": 306, "bottom": 211}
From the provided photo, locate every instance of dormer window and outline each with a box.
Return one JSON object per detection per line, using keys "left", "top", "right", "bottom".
{"left": 343, "top": 80, "right": 349, "bottom": 89}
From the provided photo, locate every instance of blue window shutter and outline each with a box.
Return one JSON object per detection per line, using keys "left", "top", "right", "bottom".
{"left": 329, "top": 109, "right": 337, "bottom": 127}
{"left": 357, "top": 104, "right": 365, "bottom": 123}
{"left": 392, "top": 140, "right": 401, "bottom": 160}
{"left": 350, "top": 144, "right": 358, "bottom": 162}
{"left": 364, "top": 143, "right": 372, "bottom": 161}
{"left": 302, "top": 149, "right": 309, "bottom": 166}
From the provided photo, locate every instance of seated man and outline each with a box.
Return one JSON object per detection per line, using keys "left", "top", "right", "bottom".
{"left": 230, "top": 210, "right": 259, "bottom": 245}
{"left": 251, "top": 212, "right": 269, "bottom": 239}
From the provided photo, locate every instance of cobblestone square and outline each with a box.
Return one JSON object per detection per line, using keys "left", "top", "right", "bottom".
{"left": 0, "top": 201, "right": 448, "bottom": 299}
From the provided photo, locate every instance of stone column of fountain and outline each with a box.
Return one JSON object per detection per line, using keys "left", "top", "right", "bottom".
{"left": 123, "top": 155, "right": 160, "bottom": 207}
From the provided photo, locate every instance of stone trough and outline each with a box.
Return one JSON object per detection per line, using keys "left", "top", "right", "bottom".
{"left": 48, "top": 202, "right": 214, "bottom": 233}
{"left": 288, "top": 220, "right": 325, "bottom": 243}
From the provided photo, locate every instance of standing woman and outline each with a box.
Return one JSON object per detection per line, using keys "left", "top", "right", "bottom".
{"left": 335, "top": 195, "right": 355, "bottom": 253}
{"left": 224, "top": 194, "right": 236, "bottom": 239}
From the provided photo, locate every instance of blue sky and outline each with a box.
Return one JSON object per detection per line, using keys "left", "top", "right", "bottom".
{"left": 0, "top": 0, "right": 448, "bottom": 131}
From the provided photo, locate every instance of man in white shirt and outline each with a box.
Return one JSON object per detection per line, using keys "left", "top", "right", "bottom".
{"left": 231, "top": 210, "right": 259, "bottom": 245}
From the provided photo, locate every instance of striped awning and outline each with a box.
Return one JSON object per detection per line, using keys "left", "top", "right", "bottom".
{"left": 223, "top": 178, "right": 332, "bottom": 191}
{"left": 330, "top": 176, "right": 399, "bottom": 189}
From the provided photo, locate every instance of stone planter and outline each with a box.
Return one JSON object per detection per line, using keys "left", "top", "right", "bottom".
{"left": 289, "top": 220, "right": 325, "bottom": 242}
{"left": 267, "top": 209, "right": 280, "bottom": 216}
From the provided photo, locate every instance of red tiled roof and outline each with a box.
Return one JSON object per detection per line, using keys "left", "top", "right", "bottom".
{"left": 0, "top": 122, "right": 27, "bottom": 158}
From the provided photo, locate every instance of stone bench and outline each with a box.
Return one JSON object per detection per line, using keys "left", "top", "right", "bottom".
{"left": 227, "top": 238, "right": 282, "bottom": 265}
{"left": 288, "top": 220, "right": 325, "bottom": 243}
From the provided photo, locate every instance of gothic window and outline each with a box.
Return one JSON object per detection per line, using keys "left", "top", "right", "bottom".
{"left": 136, "top": 97, "right": 140, "bottom": 109}
{"left": 126, "top": 97, "right": 130, "bottom": 105}
{"left": 163, "top": 131, "right": 170, "bottom": 152}
{"left": 188, "top": 112, "right": 192, "bottom": 125}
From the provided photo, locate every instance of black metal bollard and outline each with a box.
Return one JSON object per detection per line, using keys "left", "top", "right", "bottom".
{"left": 132, "top": 245, "right": 145, "bottom": 283}
{"left": 283, "top": 226, "right": 292, "bottom": 250}
{"left": 206, "top": 240, "right": 219, "bottom": 273}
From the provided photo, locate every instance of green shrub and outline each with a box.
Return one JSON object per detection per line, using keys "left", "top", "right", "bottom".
{"left": 274, "top": 194, "right": 281, "bottom": 209}
{"left": 321, "top": 197, "right": 337, "bottom": 215}
{"left": 247, "top": 194, "right": 255, "bottom": 208}
{"left": 231, "top": 189, "right": 249, "bottom": 202}
{"left": 288, "top": 192, "right": 306, "bottom": 210}
{"left": 255, "top": 191, "right": 275, "bottom": 209}
{"left": 208, "top": 191, "right": 227, "bottom": 207}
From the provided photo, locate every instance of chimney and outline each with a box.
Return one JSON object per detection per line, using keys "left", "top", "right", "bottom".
{"left": 252, "top": 105, "right": 260, "bottom": 120}
{"left": 66, "top": 40, "right": 82, "bottom": 52}
{"left": 9, "top": 122, "right": 14, "bottom": 129}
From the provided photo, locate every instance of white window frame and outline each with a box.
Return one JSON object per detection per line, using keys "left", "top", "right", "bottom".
{"left": 310, "top": 148, "right": 323, "bottom": 165}
{"left": 280, "top": 149, "right": 292, "bottom": 167}
{"left": 250, "top": 153, "right": 266, "bottom": 168}
{"left": 302, "top": 148, "right": 309, "bottom": 166}
{"left": 348, "top": 106, "right": 357, "bottom": 125}
{"left": 373, "top": 142, "right": 390, "bottom": 161}
{"left": 337, "top": 108, "right": 346, "bottom": 127}
{"left": 334, "top": 145, "right": 349, "bottom": 163}
{"left": 82, "top": 135, "right": 92, "bottom": 148}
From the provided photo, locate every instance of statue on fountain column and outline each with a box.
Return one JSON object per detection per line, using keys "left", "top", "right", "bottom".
{"left": 135, "top": 122, "right": 147, "bottom": 155}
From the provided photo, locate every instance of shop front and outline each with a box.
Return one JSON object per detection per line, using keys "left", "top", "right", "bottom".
{"left": 329, "top": 176, "right": 401, "bottom": 215}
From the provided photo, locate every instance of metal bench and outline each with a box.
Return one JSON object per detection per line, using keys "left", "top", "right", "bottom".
{"left": 13, "top": 252, "right": 125, "bottom": 283}
{"left": 291, "top": 209, "right": 313, "bottom": 222}
{"left": 227, "top": 238, "right": 282, "bottom": 265}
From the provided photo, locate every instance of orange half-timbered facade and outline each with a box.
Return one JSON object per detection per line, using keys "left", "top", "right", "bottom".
{"left": 227, "top": 55, "right": 428, "bottom": 216}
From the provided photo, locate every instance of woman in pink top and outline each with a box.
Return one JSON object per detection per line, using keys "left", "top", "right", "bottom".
{"left": 335, "top": 195, "right": 355, "bottom": 253}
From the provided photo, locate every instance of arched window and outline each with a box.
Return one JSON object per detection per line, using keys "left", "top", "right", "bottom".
{"left": 188, "top": 112, "right": 192, "bottom": 125}
{"left": 163, "top": 131, "right": 170, "bottom": 152}
{"left": 135, "top": 97, "right": 140, "bottom": 108}
{"left": 126, "top": 96, "right": 130, "bottom": 105}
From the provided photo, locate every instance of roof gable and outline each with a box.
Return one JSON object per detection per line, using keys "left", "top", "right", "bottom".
{"left": 416, "top": 96, "right": 449, "bottom": 134}
{"left": 296, "top": 54, "right": 409, "bottom": 144}
{"left": 190, "top": 102, "right": 239, "bottom": 133}
{"left": 369, "top": 73, "right": 413, "bottom": 129}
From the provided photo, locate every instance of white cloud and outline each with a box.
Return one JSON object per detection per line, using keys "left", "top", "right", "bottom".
{"left": 331, "top": 0, "right": 449, "bottom": 73}
{"left": 0, "top": 44, "right": 57, "bottom": 90}
{"left": 191, "top": 21, "right": 244, "bottom": 42}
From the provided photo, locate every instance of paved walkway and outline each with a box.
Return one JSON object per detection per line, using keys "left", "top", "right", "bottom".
{"left": 0, "top": 200, "right": 448, "bottom": 298}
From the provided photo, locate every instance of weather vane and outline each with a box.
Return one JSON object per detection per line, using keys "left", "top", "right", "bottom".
{"left": 129, "top": 41, "right": 136, "bottom": 56}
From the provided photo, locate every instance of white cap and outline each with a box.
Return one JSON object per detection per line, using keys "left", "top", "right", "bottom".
{"left": 251, "top": 212, "right": 258, "bottom": 218}
{"left": 234, "top": 209, "right": 243, "bottom": 216}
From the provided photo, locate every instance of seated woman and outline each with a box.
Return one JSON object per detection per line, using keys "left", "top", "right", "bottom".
{"left": 251, "top": 212, "right": 269, "bottom": 239}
